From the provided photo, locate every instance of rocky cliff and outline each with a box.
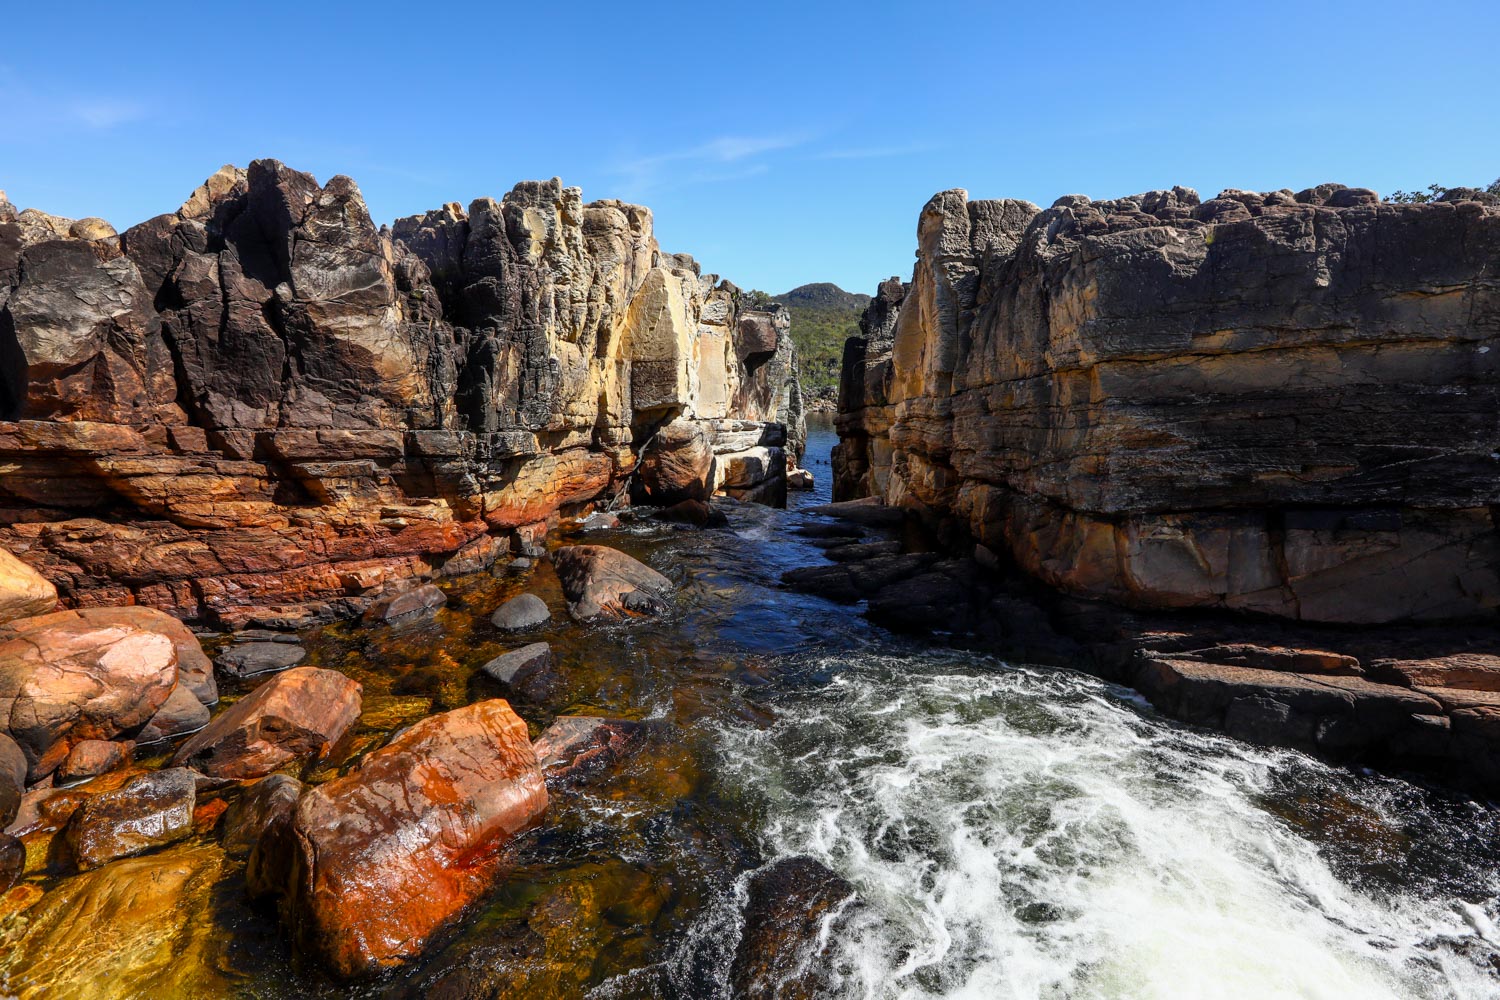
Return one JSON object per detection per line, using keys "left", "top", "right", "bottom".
{"left": 835, "top": 184, "right": 1500, "bottom": 625}
{"left": 0, "top": 162, "right": 802, "bottom": 624}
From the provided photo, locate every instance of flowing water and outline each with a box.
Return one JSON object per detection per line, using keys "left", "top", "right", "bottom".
{"left": 6, "top": 415, "right": 1500, "bottom": 998}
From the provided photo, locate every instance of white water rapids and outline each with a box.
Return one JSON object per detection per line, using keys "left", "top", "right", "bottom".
{"left": 703, "top": 652, "right": 1500, "bottom": 999}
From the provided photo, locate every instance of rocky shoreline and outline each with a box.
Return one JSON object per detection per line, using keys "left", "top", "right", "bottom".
{"left": 820, "top": 182, "right": 1500, "bottom": 793}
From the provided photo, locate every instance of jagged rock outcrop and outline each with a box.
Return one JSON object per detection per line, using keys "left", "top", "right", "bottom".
{"left": 0, "top": 165, "right": 802, "bottom": 624}
{"left": 835, "top": 184, "right": 1500, "bottom": 625}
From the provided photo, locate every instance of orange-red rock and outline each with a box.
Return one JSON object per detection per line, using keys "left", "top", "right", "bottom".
{"left": 253, "top": 698, "right": 546, "bottom": 978}
{"left": 172, "top": 667, "right": 361, "bottom": 779}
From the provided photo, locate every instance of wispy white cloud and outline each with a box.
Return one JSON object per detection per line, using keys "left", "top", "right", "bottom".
{"left": 67, "top": 98, "right": 148, "bottom": 129}
{"left": 812, "top": 142, "right": 936, "bottom": 161}
{"left": 608, "top": 132, "right": 812, "bottom": 195}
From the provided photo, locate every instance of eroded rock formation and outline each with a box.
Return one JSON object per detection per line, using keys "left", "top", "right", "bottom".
{"left": 0, "top": 165, "right": 802, "bottom": 625}
{"left": 835, "top": 184, "right": 1500, "bottom": 625}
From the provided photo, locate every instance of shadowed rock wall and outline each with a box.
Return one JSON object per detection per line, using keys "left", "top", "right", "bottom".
{"left": 0, "top": 163, "right": 801, "bottom": 624}
{"left": 835, "top": 184, "right": 1500, "bottom": 625}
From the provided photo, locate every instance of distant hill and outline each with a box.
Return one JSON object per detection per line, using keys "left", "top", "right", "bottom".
{"left": 771, "top": 283, "right": 872, "bottom": 407}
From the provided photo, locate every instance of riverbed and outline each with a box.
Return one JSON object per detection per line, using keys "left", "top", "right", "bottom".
{"left": 7, "top": 416, "right": 1499, "bottom": 999}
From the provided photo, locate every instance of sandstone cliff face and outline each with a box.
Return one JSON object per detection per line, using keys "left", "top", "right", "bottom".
{"left": 0, "top": 165, "right": 801, "bottom": 623}
{"left": 835, "top": 184, "right": 1500, "bottom": 625}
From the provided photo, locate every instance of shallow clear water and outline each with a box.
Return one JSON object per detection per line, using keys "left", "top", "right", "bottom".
{"left": 7, "top": 415, "right": 1500, "bottom": 999}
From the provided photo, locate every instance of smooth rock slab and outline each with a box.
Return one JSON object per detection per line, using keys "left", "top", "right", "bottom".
{"left": 253, "top": 698, "right": 547, "bottom": 979}
{"left": 0, "top": 548, "right": 56, "bottom": 626}
{"left": 214, "top": 641, "right": 307, "bottom": 679}
{"left": 172, "top": 667, "right": 361, "bottom": 780}
{"left": 490, "top": 593, "right": 550, "bottom": 631}
{"left": 0, "top": 844, "right": 227, "bottom": 998}
{"left": 135, "top": 683, "right": 211, "bottom": 745}
{"left": 364, "top": 583, "right": 447, "bottom": 622}
{"left": 64, "top": 768, "right": 196, "bottom": 870}
{"left": 552, "top": 545, "right": 672, "bottom": 621}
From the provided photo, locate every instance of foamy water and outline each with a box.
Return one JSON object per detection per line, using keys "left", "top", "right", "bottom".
{"left": 698, "top": 653, "right": 1500, "bottom": 1000}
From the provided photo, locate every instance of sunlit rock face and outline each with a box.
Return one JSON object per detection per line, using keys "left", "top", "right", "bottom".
{"left": 0, "top": 164, "right": 802, "bottom": 623}
{"left": 835, "top": 184, "right": 1500, "bottom": 624}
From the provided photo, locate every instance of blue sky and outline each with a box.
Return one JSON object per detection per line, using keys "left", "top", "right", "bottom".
{"left": 4, "top": 0, "right": 1498, "bottom": 294}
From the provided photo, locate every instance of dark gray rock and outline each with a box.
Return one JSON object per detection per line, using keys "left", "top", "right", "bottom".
{"left": 480, "top": 642, "right": 557, "bottom": 702}
{"left": 490, "top": 593, "right": 550, "bottom": 631}
{"left": 222, "top": 773, "right": 303, "bottom": 859}
{"left": 215, "top": 641, "right": 307, "bottom": 679}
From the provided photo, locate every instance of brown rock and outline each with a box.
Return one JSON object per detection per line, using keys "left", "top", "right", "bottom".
{"left": 57, "top": 739, "right": 130, "bottom": 784}
{"left": 637, "top": 417, "right": 714, "bottom": 503}
{"left": 253, "top": 698, "right": 547, "bottom": 978}
{"left": 0, "top": 832, "right": 22, "bottom": 892}
{"left": 222, "top": 773, "right": 303, "bottom": 859}
{"left": 172, "top": 667, "right": 361, "bottom": 779}
{"left": 1371, "top": 653, "right": 1500, "bottom": 691}
{"left": 135, "top": 683, "right": 211, "bottom": 745}
{"left": 364, "top": 583, "right": 447, "bottom": 622}
{"left": 0, "top": 732, "right": 24, "bottom": 827}
{"left": 0, "top": 607, "right": 181, "bottom": 781}
{"left": 552, "top": 545, "right": 672, "bottom": 620}
{"left": 834, "top": 186, "right": 1500, "bottom": 625}
{"left": 532, "top": 715, "right": 647, "bottom": 785}
{"left": 64, "top": 768, "right": 196, "bottom": 870}
{"left": 0, "top": 844, "right": 228, "bottom": 998}
{"left": 0, "top": 548, "right": 56, "bottom": 625}
{"left": 730, "top": 856, "right": 857, "bottom": 1000}
{"left": 651, "top": 498, "right": 728, "bottom": 528}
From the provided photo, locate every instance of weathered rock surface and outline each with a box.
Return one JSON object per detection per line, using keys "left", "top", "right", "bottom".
{"left": 57, "top": 738, "right": 129, "bottom": 784}
{"left": 636, "top": 417, "right": 714, "bottom": 503}
{"left": 0, "top": 162, "right": 802, "bottom": 624}
{"left": 252, "top": 698, "right": 546, "bottom": 979}
{"left": 0, "top": 732, "right": 24, "bottom": 826}
{"left": 531, "top": 715, "right": 648, "bottom": 786}
{"left": 63, "top": 767, "right": 196, "bottom": 870}
{"left": 553, "top": 545, "right": 672, "bottom": 620}
{"left": 0, "top": 844, "right": 227, "bottom": 999}
{"left": 835, "top": 186, "right": 1500, "bottom": 625}
{"left": 0, "top": 548, "right": 55, "bottom": 625}
{"left": 172, "top": 666, "right": 361, "bottom": 779}
{"left": 135, "top": 682, "right": 211, "bottom": 745}
{"left": 490, "top": 592, "right": 550, "bottom": 630}
{"left": 479, "top": 642, "right": 558, "bottom": 702}
{"left": 730, "top": 856, "right": 857, "bottom": 1000}
{"left": 0, "top": 607, "right": 183, "bottom": 781}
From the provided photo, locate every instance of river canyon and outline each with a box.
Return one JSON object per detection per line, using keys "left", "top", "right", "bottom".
{"left": 1, "top": 167, "right": 1498, "bottom": 999}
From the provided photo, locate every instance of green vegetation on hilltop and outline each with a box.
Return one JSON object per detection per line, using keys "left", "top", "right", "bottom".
{"left": 1385, "top": 179, "right": 1499, "bottom": 204}
{"left": 753, "top": 283, "right": 871, "bottom": 407}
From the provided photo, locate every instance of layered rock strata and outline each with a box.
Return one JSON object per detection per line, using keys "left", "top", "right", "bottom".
{"left": 834, "top": 184, "right": 1500, "bottom": 625}
{"left": 0, "top": 165, "right": 802, "bottom": 624}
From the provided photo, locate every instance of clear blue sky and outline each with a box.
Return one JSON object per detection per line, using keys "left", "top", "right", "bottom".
{"left": 4, "top": 1, "right": 1497, "bottom": 295}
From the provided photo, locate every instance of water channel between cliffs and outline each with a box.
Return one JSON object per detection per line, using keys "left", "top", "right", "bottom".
{"left": 17, "top": 416, "right": 1500, "bottom": 999}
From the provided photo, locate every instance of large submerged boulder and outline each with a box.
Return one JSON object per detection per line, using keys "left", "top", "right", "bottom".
{"left": 552, "top": 545, "right": 672, "bottom": 620}
{"left": 251, "top": 698, "right": 547, "bottom": 979}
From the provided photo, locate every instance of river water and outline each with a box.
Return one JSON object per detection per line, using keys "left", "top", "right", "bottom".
{"left": 7, "top": 416, "right": 1500, "bottom": 998}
